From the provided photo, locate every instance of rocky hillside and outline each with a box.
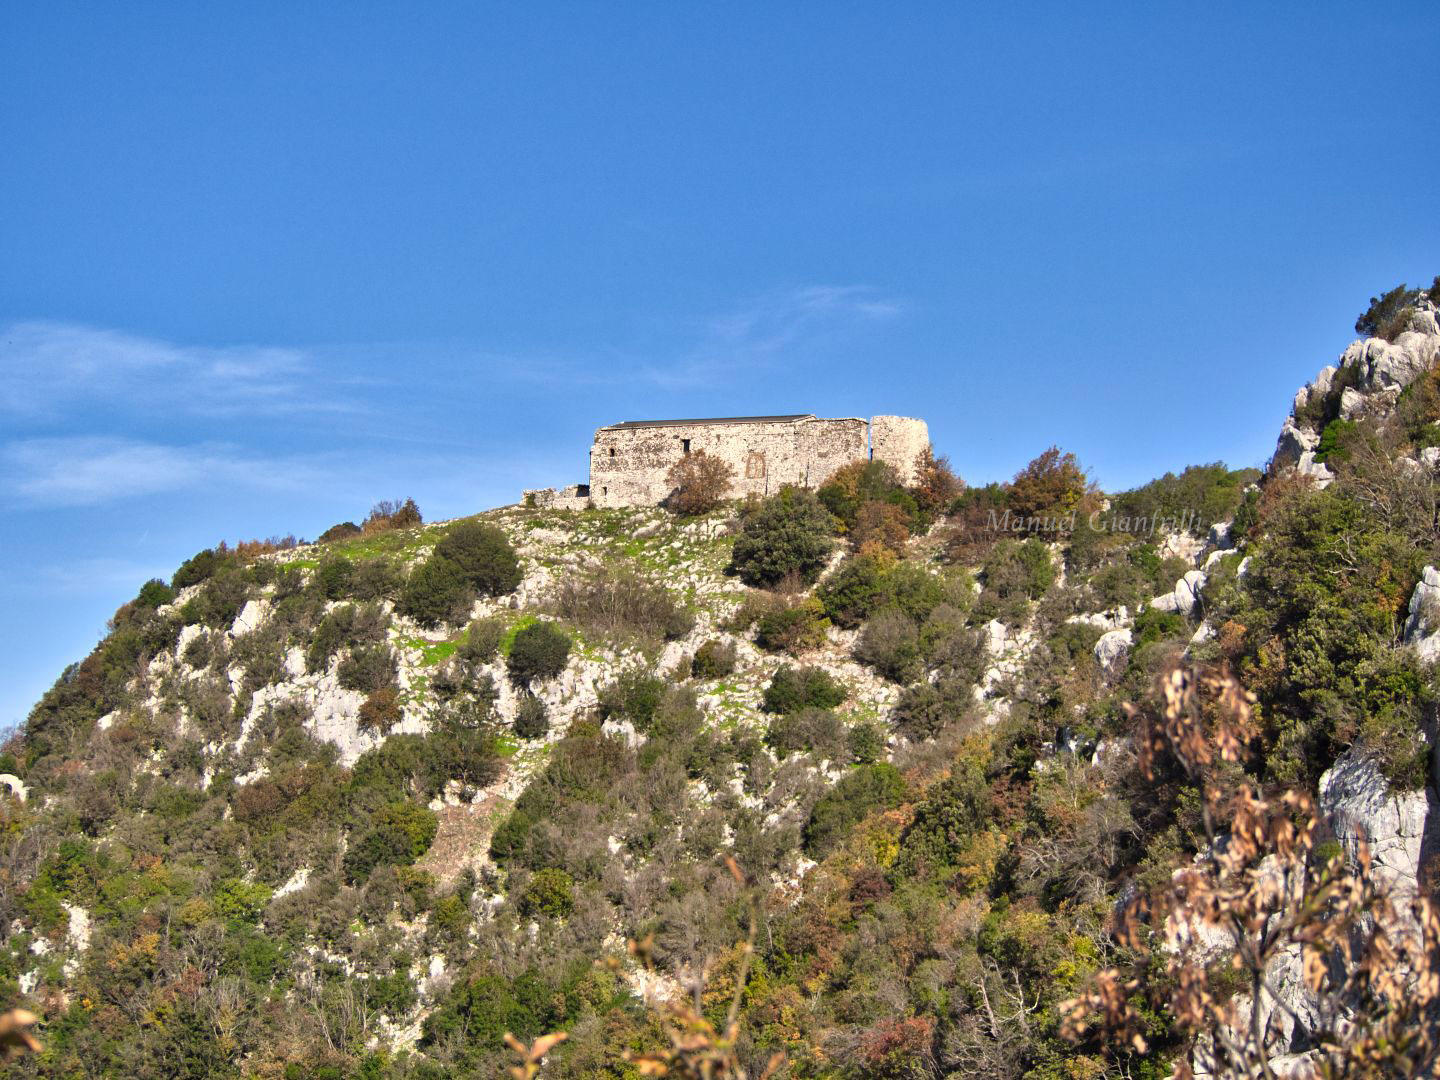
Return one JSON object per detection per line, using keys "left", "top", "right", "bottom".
{"left": 3, "top": 280, "right": 1440, "bottom": 1078}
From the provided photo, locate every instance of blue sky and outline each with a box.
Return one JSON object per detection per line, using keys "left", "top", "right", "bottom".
{"left": 2, "top": 2, "right": 1438, "bottom": 730}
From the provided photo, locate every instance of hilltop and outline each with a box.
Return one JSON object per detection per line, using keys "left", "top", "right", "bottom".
{"left": 4, "top": 277, "right": 1440, "bottom": 1078}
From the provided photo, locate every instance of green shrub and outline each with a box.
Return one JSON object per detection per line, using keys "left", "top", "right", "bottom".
{"left": 847, "top": 721, "right": 886, "bottom": 763}
{"left": 891, "top": 679, "right": 974, "bottom": 741}
{"left": 343, "top": 801, "right": 438, "bottom": 882}
{"left": 976, "top": 538, "right": 1056, "bottom": 621}
{"left": 338, "top": 644, "right": 399, "bottom": 693}
{"left": 817, "top": 554, "right": 889, "bottom": 628}
{"left": 514, "top": 693, "right": 550, "bottom": 739}
{"left": 762, "top": 664, "right": 847, "bottom": 715}
{"left": 892, "top": 758, "right": 992, "bottom": 883}
{"left": 1314, "top": 418, "right": 1359, "bottom": 464}
{"left": 765, "top": 706, "right": 847, "bottom": 760}
{"left": 755, "top": 599, "right": 830, "bottom": 654}
{"left": 506, "top": 621, "right": 572, "bottom": 685}
{"left": 919, "top": 606, "right": 985, "bottom": 682}
{"left": 598, "top": 670, "right": 667, "bottom": 730}
{"left": 316, "top": 555, "right": 355, "bottom": 600}
{"left": 135, "top": 578, "right": 175, "bottom": 609}
{"left": 1108, "top": 462, "right": 1260, "bottom": 535}
{"left": 435, "top": 520, "right": 522, "bottom": 596}
{"left": 855, "top": 609, "right": 923, "bottom": 683}
{"left": 1355, "top": 282, "right": 1424, "bottom": 340}
{"left": 556, "top": 564, "right": 693, "bottom": 643}
{"left": 458, "top": 616, "right": 506, "bottom": 667}
{"left": 182, "top": 632, "right": 214, "bottom": 669}
{"left": 308, "top": 603, "right": 388, "bottom": 673}
{"left": 350, "top": 557, "right": 402, "bottom": 600}
{"left": 179, "top": 570, "right": 251, "bottom": 629}
{"left": 690, "top": 638, "right": 738, "bottom": 679}
{"left": 399, "top": 555, "right": 474, "bottom": 628}
{"left": 173, "top": 547, "right": 229, "bottom": 589}
{"left": 422, "top": 968, "right": 566, "bottom": 1054}
{"left": 804, "top": 762, "right": 906, "bottom": 857}
{"left": 1132, "top": 607, "right": 1185, "bottom": 648}
{"left": 818, "top": 555, "right": 946, "bottom": 629}
{"left": 729, "top": 487, "right": 837, "bottom": 588}
{"left": 318, "top": 521, "right": 362, "bottom": 543}
{"left": 519, "top": 867, "right": 575, "bottom": 918}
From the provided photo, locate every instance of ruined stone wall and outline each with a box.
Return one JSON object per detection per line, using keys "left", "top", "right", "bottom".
{"left": 588, "top": 417, "right": 868, "bottom": 508}
{"left": 870, "top": 415, "right": 931, "bottom": 485}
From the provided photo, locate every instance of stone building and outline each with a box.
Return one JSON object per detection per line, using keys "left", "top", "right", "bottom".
{"left": 525, "top": 413, "right": 930, "bottom": 510}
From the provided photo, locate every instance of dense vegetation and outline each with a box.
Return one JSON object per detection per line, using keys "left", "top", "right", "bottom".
{"left": 4, "top": 288, "right": 1440, "bottom": 1078}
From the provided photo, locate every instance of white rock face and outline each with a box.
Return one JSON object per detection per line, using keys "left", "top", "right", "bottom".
{"left": 1320, "top": 751, "right": 1435, "bottom": 901}
{"left": 1159, "top": 531, "right": 1205, "bottom": 566}
{"left": 307, "top": 680, "right": 373, "bottom": 766}
{"left": 229, "top": 597, "right": 271, "bottom": 637}
{"left": 1207, "top": 520, "right": 1234, "bottom": 551}
{"left": 1295, "top": 452, "right": 1334, "bottom": 489}
{"left": 1270, "top": 314, "right": 1440, "bottom": 482}
{"left": 983, "top": 619, "right": 1009, "bottom": 656}
{"left": 1092, "top": 628, "right": 1132, "bottom": 674}
{"left": 1404, "top": 565, "right": 1440, "bottom": 665}
{"left": 1274, "top": 418, "right": 1319, "bottom": 468}
{"left": 273, "top": 866, "right": 311, "bottom": 899}
{"left": 1067, "top": 607, "right": 1129, "bottom": 632}
{"left": 0, "top": 774, "right": 27, "bottom": 802}
{"left": 176, "top": 623, "right": 206, "bottom": 657}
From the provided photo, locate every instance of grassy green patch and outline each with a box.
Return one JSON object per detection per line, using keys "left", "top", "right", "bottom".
{"left": 499, "top": 614, "right": 540, "bottom": 657}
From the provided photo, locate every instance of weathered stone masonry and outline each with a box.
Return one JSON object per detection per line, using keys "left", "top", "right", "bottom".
{"left": 525, "top": 413, "right": 930, "bottom": 509}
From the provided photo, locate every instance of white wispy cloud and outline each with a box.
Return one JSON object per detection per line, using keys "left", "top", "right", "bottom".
{"left": 637, "top": 284, "right": 903, "bottom": 389}
{"left": 0, "top": 436, "right": 335, "bottom": 507}
{"left": 0, "top": 321, "right": 359, "bottom": 418}
{"left": 472, "top": 284, "right": 904, "bottom": 391}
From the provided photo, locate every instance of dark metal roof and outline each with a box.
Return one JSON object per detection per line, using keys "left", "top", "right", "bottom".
{"left": 602, "top": 414, "right": 822, "bottom": 430}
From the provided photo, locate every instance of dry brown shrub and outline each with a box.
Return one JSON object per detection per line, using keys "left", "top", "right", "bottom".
{"left": 1061, "top": 663, "right": 1440, "bottom": 1078}
{"left": 851, "top": 501, "right": 911, "bottom": 555}
{"left": 665, "top": 449, "right": 736, "bottom": 515}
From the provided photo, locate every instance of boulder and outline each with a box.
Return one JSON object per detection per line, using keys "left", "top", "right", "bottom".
{"left": 1273, "top": 418, "right": 1318, "bottom": 468}
{"left": 1295, "top": 452, "right": 1335, "bottom": 489}
{"left": 0, "top": 774, "right": 27, "bottom": 802}
{"left": 1337, "top": 386, "right": 1367, "bottom": 420}
{"left": 1151, "top": 570, "right": 1207, "bottom": 615}
{"left": 1093, "top": 628, "right": 1132, "bottom": 674}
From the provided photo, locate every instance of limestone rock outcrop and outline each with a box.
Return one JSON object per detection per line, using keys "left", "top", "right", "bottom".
{"left": 1404, "top": 565, "right": 1440, "bottom": 665}
{"left": 1320, "top": 750, "right": 1435, "bottom": 902}
{"left": 1272, "top": 300, "right": 1440, "bottom": 477}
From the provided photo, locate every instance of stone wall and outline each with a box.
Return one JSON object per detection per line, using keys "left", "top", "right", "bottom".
{"left": 870, "top": 415, "right": 931, "bottom": 486}
{"left": 583, "top": 414, "right": 930, "bottom": 509}
{"left": 589, "top": 416, "right": 867, "bottom": 507}
{"left": 522, "top": 484, "right": 592, "bottom": 511}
